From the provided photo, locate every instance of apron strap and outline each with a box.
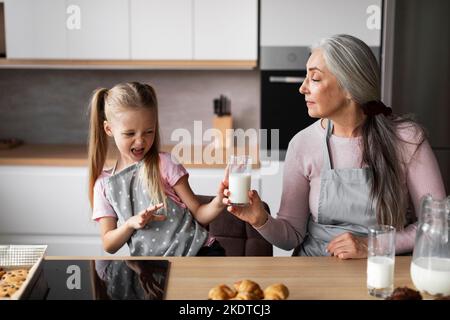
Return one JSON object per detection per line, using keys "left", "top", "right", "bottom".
{"left": 323, "top": 119, "right": 334, "bottom": 170}
{"left": 111, "top": 160, "right": 118, "bottom": 175}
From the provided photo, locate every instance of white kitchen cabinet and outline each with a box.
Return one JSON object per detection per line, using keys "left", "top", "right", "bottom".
{"left": 261, "top": 0, "right": 381, "bottom": 47}
{"left": 194, "top": 0, "right": 258, "bottom": 60}
{"left": 4, "top": 0, "right": 129, "bottom": 60}
{"left": 4, "top": 0, "right": 66, "bottom": 59}
{"left": 131, "top": 0, "right": 258, "bottom": 61}
{"left": 130, "top": 0, "right": 192, "bottom": 60}
{"left": 67, "top": 0, "right": 129, "bottom": 59}
{"left": 0, "top": 166, "right": 103, "bottom": 255}
{"left": 4, "top": 0, "right": 257, "bottom": 63}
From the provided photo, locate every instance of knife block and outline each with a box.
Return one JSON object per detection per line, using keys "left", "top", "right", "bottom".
{"left": 213, "top": 115, "right": 233, "bottom": 148}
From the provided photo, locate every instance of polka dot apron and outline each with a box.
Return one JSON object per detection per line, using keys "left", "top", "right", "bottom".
{"left": 104, "top": 160, "right": 207, "bottom": 256}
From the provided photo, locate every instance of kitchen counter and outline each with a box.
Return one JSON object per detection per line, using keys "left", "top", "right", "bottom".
{"left": 0, "top": 144, "right": 260, "bottom": 168}
{"left": 42, "top": 256, "right": 416, "bottom": 300}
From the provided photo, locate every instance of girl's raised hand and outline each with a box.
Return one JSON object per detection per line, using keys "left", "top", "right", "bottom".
{"left": 126, "top": 203, "right": 166, "bottom": 230}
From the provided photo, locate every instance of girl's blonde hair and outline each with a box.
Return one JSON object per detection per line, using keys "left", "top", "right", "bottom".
{"left": 88, "top": 82, "right": 166, "bottom": 208}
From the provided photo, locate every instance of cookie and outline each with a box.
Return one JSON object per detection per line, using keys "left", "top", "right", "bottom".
{"left": 0, "top": 283, "right": 20, "bottom": 298}
{"left": 0, "top": 269, "right": 28, "bottom": 284}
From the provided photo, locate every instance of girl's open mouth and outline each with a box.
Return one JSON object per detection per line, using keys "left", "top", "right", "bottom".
{"left": 131, "top": 148, "right": 145, "bottom": 157}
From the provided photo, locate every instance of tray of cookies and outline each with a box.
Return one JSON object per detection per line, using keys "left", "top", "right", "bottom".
{"left": 0, "top": 245, "right": 47, "bottom": 299}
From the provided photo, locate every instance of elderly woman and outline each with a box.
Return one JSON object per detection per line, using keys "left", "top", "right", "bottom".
{"left": 223, "top": 34, "right": 446, "bottom": 258}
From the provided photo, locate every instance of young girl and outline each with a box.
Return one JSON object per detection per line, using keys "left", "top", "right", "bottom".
{"left": 88, "top": 82, "right": 227, "bottom": 256}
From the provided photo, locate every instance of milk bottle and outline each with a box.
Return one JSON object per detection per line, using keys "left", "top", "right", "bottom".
{"left": 411, "top": 194, "right": 450, "bottom": 297}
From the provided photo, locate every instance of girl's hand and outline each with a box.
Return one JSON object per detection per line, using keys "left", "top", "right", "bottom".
{"left": 222, "top": 189, "right": 268, "bottom": 228}
{"left": 209, "top": 165, "right": 229, "bottom": 210}
{"left": 216, "top": 165, "right": 229, "bottom": 204}
{"left": 216, "top": 180, "right": 228, "bottom": 207}
{"left": 326, "top": 232, "right": 368, "bottom": 259}
{"left": 126, "top": 203, "right": 166, "bottom": 230}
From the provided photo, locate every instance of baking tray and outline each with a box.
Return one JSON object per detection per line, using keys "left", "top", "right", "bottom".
{"left": 0, "top": 245, "right": 47, "bottom": 300}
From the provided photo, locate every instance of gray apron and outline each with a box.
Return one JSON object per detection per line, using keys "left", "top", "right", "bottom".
{"left": 296, "top": 119, "right": 377, "bottom": 256}
{"left": 104, "top": 160, "right": 207, "bottom": 256}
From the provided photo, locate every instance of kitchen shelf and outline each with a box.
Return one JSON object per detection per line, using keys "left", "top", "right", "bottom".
{"left": 0, "top": 59, "right": 258, "bottom": 70}
{"left": 0, "top": 144, "right": 260, "bottom": 168}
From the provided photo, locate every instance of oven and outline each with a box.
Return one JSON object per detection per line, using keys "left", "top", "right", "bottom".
{"left": 260, "top": 69, "right": 316, "bottom": 156}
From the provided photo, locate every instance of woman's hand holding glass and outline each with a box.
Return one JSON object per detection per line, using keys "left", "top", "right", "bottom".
{"left": 222, "top": 185, "right": 269, "bottom": 228}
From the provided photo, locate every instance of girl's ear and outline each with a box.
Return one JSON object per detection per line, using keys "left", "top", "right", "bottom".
{"left": 104, "top": 120, "right": 114, "bottom": 137}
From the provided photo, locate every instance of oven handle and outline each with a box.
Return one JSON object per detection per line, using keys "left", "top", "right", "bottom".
{"left": 269, "top": 76, "right": 305, "bottom": 84}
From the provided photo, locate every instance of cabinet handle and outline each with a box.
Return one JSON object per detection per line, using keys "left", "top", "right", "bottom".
{"left": 269, "top": 76, "right": 305, "bottom": 84}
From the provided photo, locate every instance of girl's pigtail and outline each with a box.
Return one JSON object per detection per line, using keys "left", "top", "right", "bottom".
{"left": 88, "top": 88, "right": 109, "bottom": 208}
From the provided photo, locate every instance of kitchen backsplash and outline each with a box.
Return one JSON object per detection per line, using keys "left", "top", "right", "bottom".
{"left": 0, "top": 69, "right": 259, "bottom": 145}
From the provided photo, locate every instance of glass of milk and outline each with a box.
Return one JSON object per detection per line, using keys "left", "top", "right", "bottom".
{"left": 228, "top": 155, "right": 252, "bottom": 206}
{"left": 367, "top": 225, "right": 396, "bottom": 299}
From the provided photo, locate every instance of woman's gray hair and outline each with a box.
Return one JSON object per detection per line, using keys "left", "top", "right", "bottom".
{"left": 312, "top": 34, "right": 380, "bottom": 104}
{"left": 311, "top": 34, "right": 425, "bottom": 230}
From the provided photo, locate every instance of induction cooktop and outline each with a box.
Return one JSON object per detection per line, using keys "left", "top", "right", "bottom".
{"left": 37, "top": 259, "right": 170, "bottom": 300}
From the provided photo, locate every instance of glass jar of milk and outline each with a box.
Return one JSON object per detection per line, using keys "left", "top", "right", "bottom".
{"left": 411, "top": 194, "right": 450, "bottom": 297}
{"left": 228, "top": 155, "right": 252, "bottom": 206}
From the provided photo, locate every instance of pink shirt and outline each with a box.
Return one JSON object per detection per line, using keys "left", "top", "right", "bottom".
{"left": 92, "top": 152, "right": 188, "bottom": 221}
{"left": 257, "top": 120, "right": 446, "bottom": 254}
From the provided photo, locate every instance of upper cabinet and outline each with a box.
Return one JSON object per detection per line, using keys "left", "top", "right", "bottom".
{"left": 261, "top": 0, "right": 381, "bottom": 47}
{"left": 194, "top": 0, "right": 257, "bottom": 60}
{"left": 67, "top": 0, "right": 130, "bottom": 59}
{"left": 3, "top": 0, "right": 258, "bottom": 67}
{"left": 259, "top": 0, "right": 382, "bottom": 70}
{"left": 5, "top": 0, "right": 129, "bottom": 60}
{"left": 130, "top": 0, "right": 192, "bottom": 60}
{"left": 131, "top": 0, "right": 258, "bottom": 61}
{"left": 4, "top": 0, "right": 66, "bottom": 59}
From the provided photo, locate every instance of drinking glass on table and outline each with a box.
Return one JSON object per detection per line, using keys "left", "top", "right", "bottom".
{"left": 367, "top": 225, "right": 396, "bottom": 299}
{"left": 228, "top": 155, "right": 252, "bottom": 206}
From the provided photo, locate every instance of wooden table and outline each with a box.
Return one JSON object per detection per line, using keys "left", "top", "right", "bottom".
{"left": 46, "top": 256, "right": 415, "bottom": 300}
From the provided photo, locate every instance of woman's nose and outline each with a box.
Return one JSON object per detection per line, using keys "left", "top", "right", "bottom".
{"left": 299, "top": 80, "right": 308, "bottom": 95}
